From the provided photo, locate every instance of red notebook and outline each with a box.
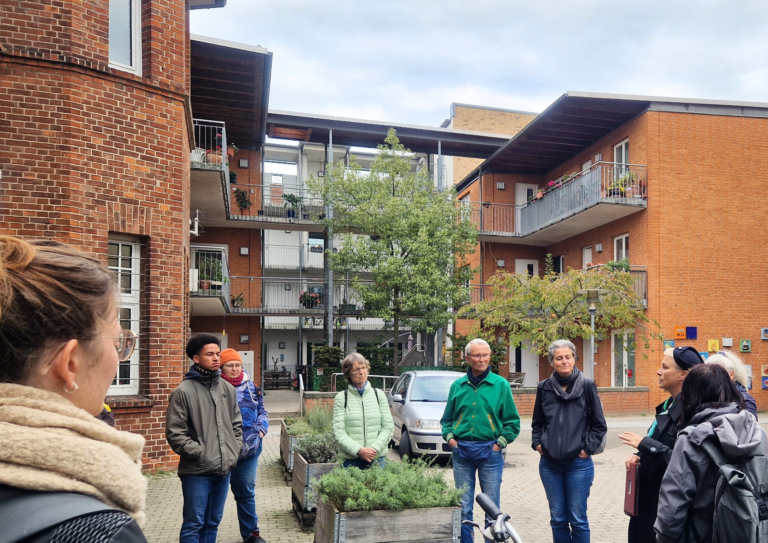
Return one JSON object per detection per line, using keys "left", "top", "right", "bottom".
{"left": 624, "top": 463, "right": 640, "bottom": 516}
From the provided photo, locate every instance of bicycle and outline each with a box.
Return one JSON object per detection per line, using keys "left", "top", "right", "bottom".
{"left": 462, "top": 493, "right": 524, "bottom": 542}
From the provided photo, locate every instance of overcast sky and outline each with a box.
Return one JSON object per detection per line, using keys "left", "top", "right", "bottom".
{"left": 191, "top": 0, "right": 768, "bottom": 128}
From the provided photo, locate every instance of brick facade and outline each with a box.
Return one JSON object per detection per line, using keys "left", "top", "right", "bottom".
{"left": 458, "top": 105, "right": 768, "bottom": 414}
{"left": 0, "top": 0, "right": 192, "bottom": 470}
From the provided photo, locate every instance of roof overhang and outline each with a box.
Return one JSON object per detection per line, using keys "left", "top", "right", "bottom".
{"left": 190, "top": 0, "right": 226, "bottom": 10}
{"left": 266, "top": 111, "right": 510, "bottom": 159}
{"left": 456, "top": 91, "right": 768, "bottom": 190}
{"left": 190, "top": 35, "right": 272, "bottom": 148}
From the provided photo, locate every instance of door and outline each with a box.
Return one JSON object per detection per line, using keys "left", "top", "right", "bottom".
{"left": 515, "top": 259, "right": 538, "bottom": 276}
{"left": 612, "top": 331, "right": 636, "bottom": 387}
{"left": 513, "top": 340, "right": 540, "bottom": 386}
{"left": 515, "top": 183, "right": 538, "bottom": 233}
{"left": 614, "top": 139, "right": 629, "bottom": 177}
{"left": 583, "top": 246, "right": 593, "bottom": 268}
{"left": 389, "top": 374, "right": 411, "bottom": 441}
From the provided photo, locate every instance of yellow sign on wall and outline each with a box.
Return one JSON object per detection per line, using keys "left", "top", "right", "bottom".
{"left": 708, "top": 339, "right": 720, "bottom": 352}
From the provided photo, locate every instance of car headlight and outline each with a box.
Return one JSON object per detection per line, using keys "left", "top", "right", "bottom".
{"left": 414, "top": 419, "right": 441, "bottom": 430}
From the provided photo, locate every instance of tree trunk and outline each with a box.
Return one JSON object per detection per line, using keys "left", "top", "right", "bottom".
{"left": 392, "top": 314, "right": 400, "bottom": 376}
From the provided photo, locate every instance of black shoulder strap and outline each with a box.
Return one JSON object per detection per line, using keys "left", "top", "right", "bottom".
{"left": 0, "top": 489, "right": 116, "bottom": 543}
{"left": 344, "top": 389, "right": 348, "bottom": 409}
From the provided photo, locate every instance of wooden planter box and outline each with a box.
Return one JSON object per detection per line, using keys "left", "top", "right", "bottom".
{"left": 280, "top": 419, "right": 303, "bottom": 482}
{"left": 314, "top": 500, "right": 460, "bottom": 543}
{"left": 291, "top": 451, "right": 338, "bottom": 526}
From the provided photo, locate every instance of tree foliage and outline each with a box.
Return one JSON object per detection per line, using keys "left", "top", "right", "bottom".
{"left": 445, "top": 332, "right": 506, "bottom": 373}
{"left": 308, "top": 130, "right": 478, "bottom": 372}
{"left": 459, "top": 258, "right": 662, "bottom": 357}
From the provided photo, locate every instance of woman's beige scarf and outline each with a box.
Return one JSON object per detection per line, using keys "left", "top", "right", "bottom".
{"left": 0, "top": 383, "right": 147, "bottom": 525}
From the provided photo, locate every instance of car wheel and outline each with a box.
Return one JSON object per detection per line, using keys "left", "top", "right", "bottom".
{"left": 399, "top": 428, "right": 414, "bottom": 461}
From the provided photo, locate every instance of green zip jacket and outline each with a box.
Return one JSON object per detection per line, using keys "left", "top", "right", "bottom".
{"left": 332, "top": 383, "right": 394, "bottom": 460}
{"left": 440, "top": 371, "right": 520, "bottom": 448}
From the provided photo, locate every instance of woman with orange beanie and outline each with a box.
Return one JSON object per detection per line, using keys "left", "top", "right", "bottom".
{"left": 220, "top": 348, "right": 269, "bottom": 543}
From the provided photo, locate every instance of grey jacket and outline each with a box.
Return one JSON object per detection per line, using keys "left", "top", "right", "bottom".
{"left": 654, "top": 405, "right": 768, "bottom": 543}
{"left": 166, "top": 366, "right": 243, "bottom": 476}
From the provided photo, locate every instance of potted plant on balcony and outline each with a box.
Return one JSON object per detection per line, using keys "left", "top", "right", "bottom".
{"left": 227, "top": 142, "right": 239, "bottom": 158}
{"left": 338, "top": 298, "right": 357, "bottom": 313}
{"left": 233, "top": 188, "right": 252, "bottom": 213}
{"left": 231, "top": 292, "right": 245, "bottom": 308}
{"left": 299, "top": 291, "right": 322, "bottom": 309}
{"left": 197, "top": 254, "right": 223, "bottom": 291}
{"left": 283, "top": 193, "right": 303, "bottom": 218}
{"left": 229, "top": 170, "right": 237, "bottom": 184}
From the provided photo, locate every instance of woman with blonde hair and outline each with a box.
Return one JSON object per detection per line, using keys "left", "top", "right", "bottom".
{"left": 0, "top": 236, "right": 147, "bottom": 542}
{"left": 706, "top": 350, "right": 757, "bottom": 419}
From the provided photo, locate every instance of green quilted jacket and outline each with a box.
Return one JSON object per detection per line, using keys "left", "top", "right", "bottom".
{"left": 332, "top": 382, "right": 394, "bottom": 460}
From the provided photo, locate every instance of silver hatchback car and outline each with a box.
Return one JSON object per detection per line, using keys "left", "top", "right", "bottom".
{"left": 387, "top": 370, "right": 464, "bottom": 459}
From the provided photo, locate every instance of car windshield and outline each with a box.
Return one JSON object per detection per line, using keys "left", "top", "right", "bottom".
{"left": 409, "top": 376, "right": 461, "bottom": 402}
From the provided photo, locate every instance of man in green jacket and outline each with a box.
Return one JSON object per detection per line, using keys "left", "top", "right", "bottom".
{"left": 332, "top": 353, "right": 394, "bottom": 469}
{"left": 440, "top": 338, "right": 520, "bottom": 543}
{"left": 166, "top": 334, "right": 243, "bottom": 543}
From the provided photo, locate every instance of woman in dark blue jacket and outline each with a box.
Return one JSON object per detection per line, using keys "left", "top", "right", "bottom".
{"left": 531, "top": 340, "right": 607, "bottom": 543}
{"left": 221, "top": 349, "right": 269, "bottom": 543}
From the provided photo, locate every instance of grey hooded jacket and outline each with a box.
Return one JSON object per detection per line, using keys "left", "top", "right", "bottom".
{"left": 654, "top": 404, "right": 768, "bottom": 543}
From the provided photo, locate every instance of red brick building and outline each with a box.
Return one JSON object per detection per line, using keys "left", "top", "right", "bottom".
{"left": 453, "top": 92, "right": 768, "bottom": 414}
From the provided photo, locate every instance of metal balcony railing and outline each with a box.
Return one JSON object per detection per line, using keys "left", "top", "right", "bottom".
{"left": 191, "top": 119, "right": 228, "bottom": 174}
{"left": 519, "top": 162, "right": 647, "bottom": 236}
{"left": 227, "top": 277, "right": 370, "bottom": 314}
{"left": 228, "top": 183, "right": 325, "bottom": 220}
{"left": 585, "top": 264, "right": 648, "bottom": 308}
{"left": 262, "top": 243, "right": 330, "bottom": 269}
{"left": 189, "top": 246, "right": 230, "bottom": 303}
{"left": 463, "top": 202, "right": 515, "bottom": 235}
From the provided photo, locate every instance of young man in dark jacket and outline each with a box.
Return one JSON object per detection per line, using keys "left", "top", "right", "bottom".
{"left": 440, "top": 338, "right": 520, "bottom": 543}
{"left": 166, "top": 334, "right": 243, "bottom": 543}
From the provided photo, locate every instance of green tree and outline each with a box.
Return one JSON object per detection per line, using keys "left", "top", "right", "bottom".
{"left": 459, "top": 259, "right": 661, "bottom": 357}
{"left": 308, "top": 130, "right": 478, "bottom": 374}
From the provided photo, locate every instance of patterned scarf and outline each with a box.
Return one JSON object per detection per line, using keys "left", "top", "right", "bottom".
{"left": 222, "top": 371, "right": 244, "bottom": 387}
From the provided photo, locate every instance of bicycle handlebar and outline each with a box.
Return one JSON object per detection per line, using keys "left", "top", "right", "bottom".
{"left": 476, "top": 493, "right": 503, "bottom": 519}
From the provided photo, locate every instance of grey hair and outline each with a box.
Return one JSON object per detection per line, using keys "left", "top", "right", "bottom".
{"left": 465, "top": 338, "right": 491, "bottom": 356}
{"left": 706, "top": 351, "right": 749, "bottom": 388}
{"left": 342, "top": 352, "right": 370, "bottom": 381}
{"left": 547, "top": 339, "right": 577, "bottom": 364}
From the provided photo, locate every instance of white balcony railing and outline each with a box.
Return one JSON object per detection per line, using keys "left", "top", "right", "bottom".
{"left": 189, "top": 246, "right": 230, "bottom": 303}
{"left": 191, "top": 119, "right": 228, "bottom": 175}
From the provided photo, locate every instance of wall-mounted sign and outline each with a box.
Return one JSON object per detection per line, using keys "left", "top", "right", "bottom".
{"left": 686, "top": 327, "right": 698, "bottom": 340}
{"left": 740, "top": 340, "right": 752, "bottom": 353}
{"left": 663, "top": 340, "right": 675, "bottom": 349}
{"left": 674, "top": 327, "right": 686, "bottom": 340}
{"left": 708, "top": 339, "right": 720, "bottom": 352}
{"left": 699, "top": 352, "right": 709, "bottom": 360}
{"left": 763, "top": 376, "right": 768, "bottom": 390}
{"left": 279, "top": 341, "right": 286, "bottom": 349}
{"left": 762, "top": 328, "right": 768, "bottom": 340}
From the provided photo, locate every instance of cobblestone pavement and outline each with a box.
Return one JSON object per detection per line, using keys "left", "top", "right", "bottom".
{"left": 142, "top": 416, "right": 677, "bottom": 543}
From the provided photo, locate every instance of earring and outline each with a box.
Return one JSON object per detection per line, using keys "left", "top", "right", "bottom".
{"left": 64, "top": 382, "right": 79, "bottom": 394}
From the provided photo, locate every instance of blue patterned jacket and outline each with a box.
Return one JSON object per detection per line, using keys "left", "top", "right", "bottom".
{"left": 234, "top": 372, "right": 269, "bottom": 458}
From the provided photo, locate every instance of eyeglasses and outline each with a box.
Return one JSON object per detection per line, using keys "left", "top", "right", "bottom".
{"left": 222, "top": 364, "right": 242, "bottom": 370}
{"left": 350, "top": 367, "right": 368, "bottom": 374}
{"left": 468, "top": 353, "right": 490, "bottom": 360}
{"left": 78, "top": 329, "right": 137, "bottom": 361}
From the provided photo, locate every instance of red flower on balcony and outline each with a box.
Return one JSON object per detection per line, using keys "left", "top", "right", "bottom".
{"left": 299, "top": 291, "right": 322, "bottom": 309}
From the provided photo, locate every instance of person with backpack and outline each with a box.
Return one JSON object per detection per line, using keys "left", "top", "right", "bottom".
{"left": 619, "top": 346, "right": 704, "bottom": 543}
{"left": 531, "top": 339, "right": 607, "bottom": 543}
{"left": 655, "top": 363, "right": 768, "bottom": 543}
{"left": 332, "top": 353, "right": 394, "bottom": 469}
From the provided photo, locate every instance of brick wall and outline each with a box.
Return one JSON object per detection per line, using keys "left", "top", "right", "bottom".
{"left": 451, "top": 105, "right": 537, "bottom": 184}
{"left": 510, "top": 387, "right": 649, "bottom": 416}
{"left": 0, "top": 0, "right": 191, "bottom": 471}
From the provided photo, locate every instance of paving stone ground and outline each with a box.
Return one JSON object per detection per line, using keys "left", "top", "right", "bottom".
{"left": 143, "top": 415, "right": 678, "bottom": 543}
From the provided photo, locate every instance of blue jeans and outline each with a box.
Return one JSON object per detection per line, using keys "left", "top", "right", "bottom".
{"left": 342, "top": 457, "right": 386, "bottom": 469}
{"left": 179, "top": 472, "right": 231, "bottom": 543}
{"left": 452, "top": 447, "right": 504, "bottom": 543}
{"left": 539, "top": 455, "right": 594, "bottom": 543}
{"left": 230, "top": 442, "right": 263, "bottom": 540}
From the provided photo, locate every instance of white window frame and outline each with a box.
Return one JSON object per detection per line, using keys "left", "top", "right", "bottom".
{"left": 108, "top": 0, "right": 142, "bottom": 76}
{"left": 582, "top": 246, "right": 593, "bottom": 269}
{"left": 108, "top": 236, "right": 141, "bottom": 395}
{"left": 614, "top": 139, "right": 629, "bottom": 164}
{"left": 614, "top": 233, "right": 629, "bottom": 262}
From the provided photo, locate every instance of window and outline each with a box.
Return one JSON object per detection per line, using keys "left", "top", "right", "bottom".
{"left": 109, "top": 0, "right": 142, "bottom": 75}
{"left": 108, "top": 237, "right": 141, "bottom": 395}
{"left": 614, "top": 139, "right": 629, "bottom": 177}
{"left": 614, "top": 234, "right": 629, "bottom": 262}
{"left": 553, "top": 255, "right": 565, "bottom": 274}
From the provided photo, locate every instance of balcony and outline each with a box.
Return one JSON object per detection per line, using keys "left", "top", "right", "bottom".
{"left": 264, "top": 316, "right": 399, "bottom": 331}
{"left": 190, "top": 119, "right": 231, "bottom": 222}
{"left": 189, "top": 246, "right": 230, "bottom": 316}
{"left": 518, "top": 163, "right": 647, "bottom": 245}
{"left": 263, "top": 243, "right": 327, "bottom": 270}
{"left": 227, "top": 277, "right": 368, "bottom": 316}
{"left": 227, "top": 183, "right": 325, "bottom": 231}
{"left": 466, "top": 163, "right": 647, "bottom": 246}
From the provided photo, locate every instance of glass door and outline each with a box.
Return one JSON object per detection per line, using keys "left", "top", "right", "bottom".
{"left": 612, "top": 331, "right": 636, "bottom": 387}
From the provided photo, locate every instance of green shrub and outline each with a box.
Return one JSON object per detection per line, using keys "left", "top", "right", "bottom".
{"left": 315, "top": 458, "right": 464, "bottom": 512}
{"left": 294, "top": 431, "right": 339, "bottom": 464}
{"left": 286, "top": 405, "right": 334, "bottom": 436}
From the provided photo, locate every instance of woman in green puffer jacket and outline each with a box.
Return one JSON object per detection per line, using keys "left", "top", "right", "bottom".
{"left": 332, "top": 353, "right": 394, "bottom": 469}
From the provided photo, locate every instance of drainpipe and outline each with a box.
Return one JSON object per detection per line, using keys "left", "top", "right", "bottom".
{"left": 324, "top": 130, "right": 334, "bottom": 346}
